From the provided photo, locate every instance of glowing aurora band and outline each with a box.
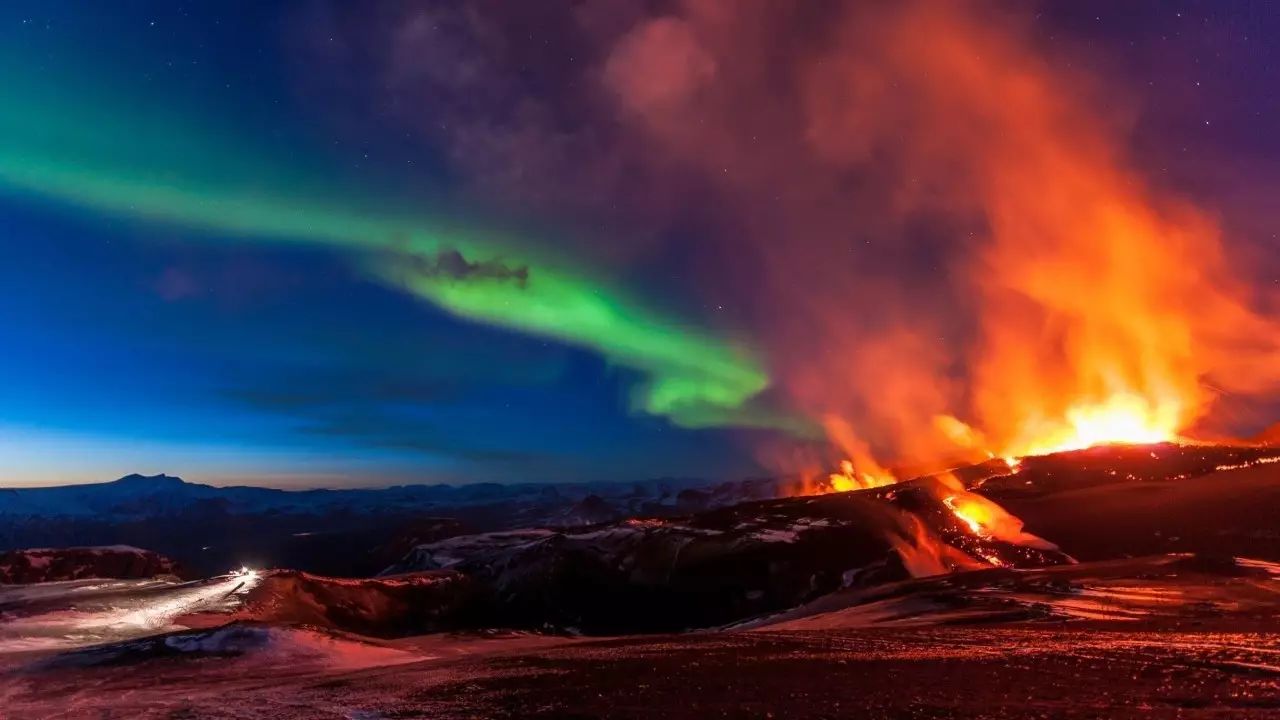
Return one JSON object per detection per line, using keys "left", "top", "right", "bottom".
{"left": 0, "top": 71, "right": 795, "bottom": 432}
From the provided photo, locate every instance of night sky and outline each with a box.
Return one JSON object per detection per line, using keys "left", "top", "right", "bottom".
{"left": 2, "top": 1, "right": 1277, "bottom": 488}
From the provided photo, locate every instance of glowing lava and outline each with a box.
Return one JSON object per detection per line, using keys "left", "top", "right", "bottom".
{"left": 1005, "top": 393, "right": 1182, "bottom": 458}
{"left": 943, "top": 495, "right": 987, "bottom": 537}
{"left": 827, "top": 459, "right": 897, "bottom": 492}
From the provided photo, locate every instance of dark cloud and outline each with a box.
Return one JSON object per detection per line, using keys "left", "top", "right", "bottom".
{"left": 397, "top": 248, "right": 528, "bottom": 286}
{"left": 293, "top": 0, "right": 719, "bottom": 274}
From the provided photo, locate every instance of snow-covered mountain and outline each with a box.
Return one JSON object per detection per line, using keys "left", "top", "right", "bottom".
{"left": 0, "top": 473, "right": 788, "bottom": 521}
{"left": 0, "top": 473, "right": 794, "bottom": 577}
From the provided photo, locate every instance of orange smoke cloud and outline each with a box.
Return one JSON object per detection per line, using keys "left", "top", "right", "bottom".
{"left": 865, "top": 4, "right": 1280, "bottom": 458}
{"left": 602, "top": 0, "right": 1280, "bottom": 472}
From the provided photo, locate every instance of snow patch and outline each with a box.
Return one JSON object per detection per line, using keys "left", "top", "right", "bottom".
{"left": 751, "top": 529, "right": 800, "bottom": 543}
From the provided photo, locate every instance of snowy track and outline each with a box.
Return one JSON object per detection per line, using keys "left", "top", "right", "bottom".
{"left": 0, "top": 571, "right": 259, "bottom": 652}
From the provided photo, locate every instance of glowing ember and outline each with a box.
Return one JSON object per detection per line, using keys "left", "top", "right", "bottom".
{"left": 1213, "top": 455, "right": 1280, "bottom": 473}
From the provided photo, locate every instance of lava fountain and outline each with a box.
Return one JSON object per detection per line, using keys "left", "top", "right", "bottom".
{"left": 797, "top": 1, "right": 1280, "bottom": 476}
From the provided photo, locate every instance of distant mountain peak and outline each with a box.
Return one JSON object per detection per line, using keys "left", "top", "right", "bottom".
{"left": 113, "top": 473, "right": 186, "bottom": 486}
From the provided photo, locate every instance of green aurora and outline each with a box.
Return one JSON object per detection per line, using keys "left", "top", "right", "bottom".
{"left": 0, "top": 66, "right": 801, "bottom": 433}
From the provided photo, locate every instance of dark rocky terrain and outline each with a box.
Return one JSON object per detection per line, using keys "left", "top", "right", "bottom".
{"left": 378, "top": 478, "right": 1069, "bottom": 633}
{"left": 0, "top": 545, "right": 181, "bottom": 584}
{"left": 3, "top": 442, "right": 1280, "bottom": 718}
{"left": 5, "top": 555, "right": 1280, "bottom": 718}
{"left": 225, "top": 570, "right": 473, "bottom": 638}
{"left": 0, "top": 474, "right": 793, "bottom": 577}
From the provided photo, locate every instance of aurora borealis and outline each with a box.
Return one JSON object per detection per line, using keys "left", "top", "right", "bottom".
{"left": 0, "top": 40, "right": 781, "bottom": 433}
{"left": 0, "top": 2, "right": 803, "bottom": 487}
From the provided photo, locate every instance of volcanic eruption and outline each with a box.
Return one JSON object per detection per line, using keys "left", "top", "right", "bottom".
{"left": 687, "top": 0, "right": 1280, "bottom": 483}
{"left": 6, "top": 3, "right": 1280, "bottom": 718}
{"left": 615, "top": 0, "right": 1280, "bottom": 577}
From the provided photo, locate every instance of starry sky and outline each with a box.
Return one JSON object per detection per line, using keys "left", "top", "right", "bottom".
{"left": 2, "top": 1, "right": 1277, "bottom": 488}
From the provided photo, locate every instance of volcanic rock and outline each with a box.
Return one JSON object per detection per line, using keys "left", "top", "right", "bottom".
{"left": 0, "top": 545, "right": 181, "bottom": 584}
{"left": 385, "top": 482, "right": 1070, "bottom": 634}
{"left": 980, "top": 443, "right": 1280, "bottom": 562}
{"left": 233, "top": 570, "right": 474, "bottom": 638}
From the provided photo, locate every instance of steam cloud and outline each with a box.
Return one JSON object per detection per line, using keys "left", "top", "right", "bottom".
{"left": 400, "top": 249, "right": 529, "bottom": 286}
